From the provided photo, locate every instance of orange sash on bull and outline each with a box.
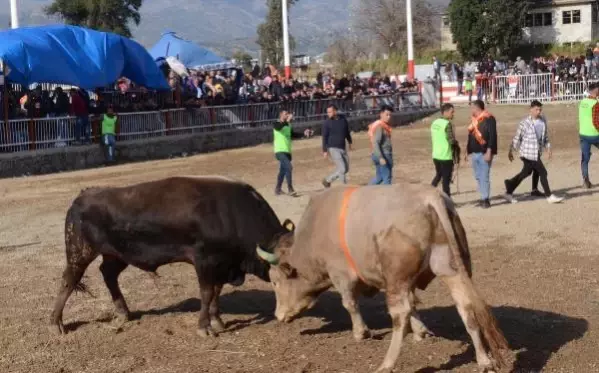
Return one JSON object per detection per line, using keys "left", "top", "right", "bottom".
{"left": 367, "top": 120, "right": 392, "bottom": 150}
{"left": 468, "top": 111, "right": 491, "bottom": 145}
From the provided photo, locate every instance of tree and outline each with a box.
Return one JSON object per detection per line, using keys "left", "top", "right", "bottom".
{"left": 256, "top": 0, "right": 298, "bottom": 66}
{"left": 232, "top": 51, "right": 254, "bottom": 69}
{"left": 449, "top": 0, "right": 529, "bottom": 60}
{"left": 45, "top": 0, "right": 143, "bottom": 38}
{"left": 354, "top": 0, "right": 438, "bottom": 54}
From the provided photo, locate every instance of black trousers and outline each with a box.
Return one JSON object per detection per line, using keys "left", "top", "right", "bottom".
{"left": 431, "top": 159, "right": 454, "bottom": 196}
{"left": 532, "top": 170, "right": 539, "bottom": 191}
{"left": 506, "top": 157, "right": 551, "bottom": 196}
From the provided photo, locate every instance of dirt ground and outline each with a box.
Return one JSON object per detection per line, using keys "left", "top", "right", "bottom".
{"left": 1, "top": 104, "right": 598, "bottom": 373}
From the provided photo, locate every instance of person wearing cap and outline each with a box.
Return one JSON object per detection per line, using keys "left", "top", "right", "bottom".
{"left": 578, "top": 82, "right": 599, "bottom": 188}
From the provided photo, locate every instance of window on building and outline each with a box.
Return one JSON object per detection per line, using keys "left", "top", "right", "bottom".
{"left": 563, "top": 10, "right": 572, "bottom": 24}
{"left": 526, "top": 12, "right": 552, "bottom": 27}
{"left": 442, "top": 17, "right": 450, "bottom": 27}
{"left": 534, "top": 13, "right": 543, "bottom": 26}
{"left": 525, "top": 13, "right": 533, "bottom": 27}
{"left": 563, "top": 10, "right": 581, "bottom": 24}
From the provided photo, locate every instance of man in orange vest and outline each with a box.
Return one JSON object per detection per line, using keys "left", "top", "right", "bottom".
{"left": 368, "top": 105, "right": 394, "bottom": 185}
{"left": 465, "top": 100, "right": 497, "bottom": 208}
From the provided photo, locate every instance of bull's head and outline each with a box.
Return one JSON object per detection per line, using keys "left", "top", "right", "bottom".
{"left": 256, "top": 218, "right": 319, "bottom": 323}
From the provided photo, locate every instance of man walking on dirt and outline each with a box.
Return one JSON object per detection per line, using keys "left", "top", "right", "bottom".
{"left": 578, "top": 82, "right": 599, "bottom": 188}
{"left": 368, "top": 105, "right": 395, "bottom": 185}
{"left": 465, "top": 100, "right": 497, "bottom": 208}
{"left": 322, "top": 104, "right": 353, "bottom": 188}
{"left": 273, "top": 109, "right": 313, "bottom": 196}
{"left": 503, "top": 100, "right": 564, "bottom": 204}
{"left": 431, "top": 103, "right": 459, "bottom": 197}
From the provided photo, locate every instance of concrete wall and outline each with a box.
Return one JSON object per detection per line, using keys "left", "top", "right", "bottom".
{"left": 0, "top": 109, "right": 438, "bottom": 179}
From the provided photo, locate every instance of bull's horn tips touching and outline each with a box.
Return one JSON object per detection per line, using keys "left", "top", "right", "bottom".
{"left": 256, "top": 246, "right": 279, "bottom": 265}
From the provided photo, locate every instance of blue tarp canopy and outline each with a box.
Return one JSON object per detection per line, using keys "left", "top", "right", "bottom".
{"left": 150, "top": 31, "right": 234, "bottom": 70}
{"left": 0, "top": 24, "right": 169, "bottom": 90}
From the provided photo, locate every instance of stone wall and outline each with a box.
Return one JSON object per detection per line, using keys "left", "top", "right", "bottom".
{"left": 0, "top": 109, "right": 437, "bottom": 179}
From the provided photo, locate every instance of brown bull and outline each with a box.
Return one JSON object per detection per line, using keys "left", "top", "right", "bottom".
{"left": 257, "top": 183, "right": 509, "bottom": 373}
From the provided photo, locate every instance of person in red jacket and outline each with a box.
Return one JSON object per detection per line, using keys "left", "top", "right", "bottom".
{"left": 69, "top": 89, "right": 90, "bottom": 144}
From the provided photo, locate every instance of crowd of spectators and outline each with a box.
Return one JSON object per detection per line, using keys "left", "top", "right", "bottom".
{"left": 177, "top": 65, "right": 421, "bottom": 108}
{"left": 438, "top": 43, "right": 599, "bottom": 84}
{"left": 2, "top": 64, "right": 423, "bottom": 120}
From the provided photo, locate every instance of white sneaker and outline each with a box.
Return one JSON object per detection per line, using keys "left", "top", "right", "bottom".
{"left": 547, "top": 194, "right": 564, "bottom": 204}
{"left": 503, "top": 193, "right": 518, "bottom": 204}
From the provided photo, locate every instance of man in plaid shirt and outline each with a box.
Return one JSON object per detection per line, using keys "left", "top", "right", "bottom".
{"left": 503, "top": 100, "right": 564, "bottom": 204}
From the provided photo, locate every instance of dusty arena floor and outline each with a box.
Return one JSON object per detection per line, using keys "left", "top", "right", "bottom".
{"left": 1, "top": 104, "right": 598, "bottom": 373}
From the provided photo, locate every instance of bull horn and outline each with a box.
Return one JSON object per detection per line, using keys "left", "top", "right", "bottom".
{"left": 256, "top": 246, "right": 280, "bottom": 265}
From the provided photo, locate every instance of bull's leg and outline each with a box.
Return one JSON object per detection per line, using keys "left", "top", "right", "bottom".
{"left": 408, "top": 290, "right": 433, "bottom": 341}
{"left": 50, "top": 242, "right": 98, "bottom": 335}
{"left": 375, "top": 286, "right": 412, "bottom": 373}
{"left": 99, "top": 255, "right": 130, "bottom": 323}
{"left": 209, "top": 284, "right": 225, "bottom": 333}
{"left": 196, "top": 279, "right": 218, "bottom": 338}
{"left": 441, "top": 275, "right": 495, "bottom": 372}
{"left": 410, "top": 312, "right": 433, "bottom": 341}
{"left": 332, "top": 276, "right": 370, "bottom": 341}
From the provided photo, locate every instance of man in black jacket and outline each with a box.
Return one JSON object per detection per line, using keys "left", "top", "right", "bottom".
{"left": 465, "top": 100, "right": 497, "bottom": 208}
{"left": 321, "top": 104, "right": 353, "bottom": 187}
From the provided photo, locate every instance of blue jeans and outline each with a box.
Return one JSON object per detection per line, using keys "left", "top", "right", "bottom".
{"left": 75, "top": 116, "right": 90, "bottom": 143}
{"left": 275, "top": 152, "right": 293, "bottom": 191}
{"left": 580, "top": 135, "right": 599, "bottom": 180}
{"left": 369, "top": 153, "right": 393, "bottom": 185}
{"left": 471, "top": 152, "right": 492, "bottom": 200}
{"left": 102, "top": 134, "right": 116, "bottom": 162}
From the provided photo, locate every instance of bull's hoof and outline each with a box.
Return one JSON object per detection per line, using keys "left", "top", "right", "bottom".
{"left": 210, "top": 317, "right": 226, "bottom": 333}
{"left": 197, "top": 326, "right": 219, "bottom": 338}
{"left": 412, "top": 327, "right": 433, "bottom": 342}
{"left": 353, "top": 328, "right": 371, "bottom": 341}
{"left": 49, "top": 313, "right": 66, "bottom": 335}
{"left": 49, "top": 323, "right": 66, "bottom": 335}
{"left": 114, "top": 311, "right": 130, "bottom": 323}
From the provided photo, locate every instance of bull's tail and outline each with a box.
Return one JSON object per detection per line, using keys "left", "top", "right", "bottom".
{"left": 428, "top": 193, "right": 508, "bottom": 367}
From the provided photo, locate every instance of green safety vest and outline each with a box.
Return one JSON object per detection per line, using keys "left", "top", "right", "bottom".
{"left": 431, "top": 118, "right": 453, "bottom": 161}
{"left": 464, "top": 80, "right": 473, "bottom": 91}
{"left": 579, "top": 98, "right": 599, "bottom": 137}
{"left": 102, "top": 114, "right": 117, "bottom": 135}
{"left": 273, "top": 122, "right": 292, "bottom": 153}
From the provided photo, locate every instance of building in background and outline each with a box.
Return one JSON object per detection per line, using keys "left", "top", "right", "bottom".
{"left": 440, "top": 0, "right": 599, "bottom": 51}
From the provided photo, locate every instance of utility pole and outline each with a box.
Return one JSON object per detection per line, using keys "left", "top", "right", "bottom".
{"left": 282, "top": 0, "right": 291, "bottom": 78}
{"left": 10, "top": 0, "right": 20, "bottom": 29}
{"left": 406, "top": 0, "right": 414, "bottom": 81}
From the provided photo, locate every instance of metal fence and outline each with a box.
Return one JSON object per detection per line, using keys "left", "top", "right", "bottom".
{"left": 491, "top": 73, "right": 596, "bottom": 104}
{"left": 0, "top": 91, "right": 429, "bottom": 154}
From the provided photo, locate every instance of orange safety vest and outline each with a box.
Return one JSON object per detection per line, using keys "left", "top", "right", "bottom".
{"left": 368, "top": 120, "right": 392, "bottom": 149}
{"left": 468, "top": 111, "right": 492, "bottom": 145}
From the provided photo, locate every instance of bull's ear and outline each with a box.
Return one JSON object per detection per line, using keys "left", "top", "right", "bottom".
{"left": 280, "top": 262, "right": 297, "bottom": 278}
{"left": 282, "top": 219, "right": 296, "bottom": 232}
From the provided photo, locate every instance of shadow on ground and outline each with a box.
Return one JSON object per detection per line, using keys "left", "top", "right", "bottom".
{"left": 240, "top": 290, "right": 586, "bottom": 373}
{"left": 63, "top": 288, "right": 587, "bottom": 372}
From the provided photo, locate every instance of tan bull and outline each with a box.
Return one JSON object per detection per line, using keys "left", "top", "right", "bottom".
{"left": 257, "top": 183, "right": 509, "bottom": 373}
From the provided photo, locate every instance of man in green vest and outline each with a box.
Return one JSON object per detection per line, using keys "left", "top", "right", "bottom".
{"left": 101, "top": 105, "right": 118, "bottom": 164}
{"left": 431, "top": 103, "right": 459, "bottom": 197}
{"left": 273, "top": 109, "right": 313, "bottom": 196}
{"left": 579, "top": 82, "right": 599, "bottom": 188}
